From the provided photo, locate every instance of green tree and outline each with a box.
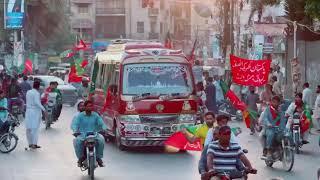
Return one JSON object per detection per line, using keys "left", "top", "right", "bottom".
{"left": 25, "top": 0, "right": 75, "bottom": 52}
{"left": 305, "top": 0, "right": 320, "bottom": 19}
{"left": 248, "top": 0, "right": 281, "bottom": 24}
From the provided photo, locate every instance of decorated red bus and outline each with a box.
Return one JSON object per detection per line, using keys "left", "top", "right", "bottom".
{"left": 92, "top": 42, "right": 198, "bottom": 150}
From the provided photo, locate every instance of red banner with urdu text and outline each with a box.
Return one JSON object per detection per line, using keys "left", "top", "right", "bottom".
{"left": 230, "top": 55, "right": 271, "bottom": 86}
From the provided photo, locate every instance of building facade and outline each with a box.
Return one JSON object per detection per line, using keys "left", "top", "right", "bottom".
{"left": 68, "top": 0, "right": 175, "bottom": 42}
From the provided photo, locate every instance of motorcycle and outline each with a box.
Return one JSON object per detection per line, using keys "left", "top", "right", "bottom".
{"left": 202, "top": 149, "right": 255, "bottom": 180}
{"left": 261, "top": 127, "right": 294, "bottom": 172}
{"left": 74, "top": 132, "right": 100, "bottom": 180}
{"left": 9, "top": 97, "right": 23, "bottom": 121}
{"left": 207, "top": 169, "right": 257, "bottom": 180}
{"left": 0, "top": 113, "right": 20, "bottom": 153}
{"left": 43, "top": 92, "right": 58, "bottom": 129}
{"left": 218, "top": 100, "right": 242, "bottom": 121}
{"left": 290, "top": 113, "right": 303, "bottom": 154}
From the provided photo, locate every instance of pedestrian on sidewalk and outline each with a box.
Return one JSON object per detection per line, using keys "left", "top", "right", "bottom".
{"left": 313, "top": 85, "right": 320, "bottom": 132}
{"left": 246, "top": 86, "right": 261, "bottom": 135}
{"left": 25, "top": 80, "right": 46, "bottom": 149}
{"left": 205, "top": 77, "right": 218, "bottom": 114}
{"left": 302, "top": 82, "right": 313, "bottom": 109}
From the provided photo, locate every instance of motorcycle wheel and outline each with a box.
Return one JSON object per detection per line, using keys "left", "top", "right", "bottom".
{"left": 282, "top": 137, "right": 294, "bottom": 172}
{"left": 88, "top": 155, "right": 95, "bottom": 180}
{"left": 0, "top": 133, "right": 18, "bottom": 153}
{"left": 294, "top": 132, "right": 300, "bottom": 154}
{"left": 45, "top": 115, "right": 52, "bottom": 130}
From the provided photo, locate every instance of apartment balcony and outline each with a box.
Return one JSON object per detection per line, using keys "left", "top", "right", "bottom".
{"left": 149, "top": 32, "right": 159, "bottom": 39}
{"left": 96, "top": 8, "right": 125, "bottom": 16}
{"left": 148, "top": 8, "right": 159, "bottom": 17}
{"left": 71, "top": 18, "right": 94, "bottom": 29}
{"left": 71, "top": 0, "right": 93, "bottom": 3}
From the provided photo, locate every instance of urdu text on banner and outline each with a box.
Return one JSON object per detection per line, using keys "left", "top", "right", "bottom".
{"left": 230, "top": 55, "right": 271, "bottom": 87}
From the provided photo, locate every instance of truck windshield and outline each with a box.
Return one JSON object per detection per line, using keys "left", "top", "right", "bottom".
{"left": 122, "top": 63, "right": 194, "bottom": 96}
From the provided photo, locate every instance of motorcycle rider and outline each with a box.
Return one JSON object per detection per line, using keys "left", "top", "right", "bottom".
{"left": 78, "top": 77, "right": 89, "bottom": 99}
{"left": 259, "top": 95, "right": 286, "bottom": 159}
{"left": 6, "top": 78, "right": 23, "bottom": 113}
{"left": 206, "top": 126, "right": 256, "bottom": 180}
{"left": 285, "top": 93, "right": 311, "bottom": 144}
{"left": 199, "top": 115, "right": 242, "bottom": 179}
{"left": 53, "top": 82, "right": 62, "bottom": 120}
{"left": 71, "top": 100, "right": 107, "bottom": 167}
{"left": 0, "top": 90, "right": 9, "bottom": 133}
{"left": 41, "top": 81, "right": 62, "bottom": 120}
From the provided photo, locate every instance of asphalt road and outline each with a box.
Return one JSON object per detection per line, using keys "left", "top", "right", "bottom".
{"left": 0, "top": 106, "right": 319, "bottom": 180}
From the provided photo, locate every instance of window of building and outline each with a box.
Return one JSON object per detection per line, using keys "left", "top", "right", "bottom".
{"left": 78, "top": 4, "right": 89, "bottom": 14}
{"left": 160, "top": 22, "right": 163, "bottom": 34}
{"left": 137, "top": 22, "right": 144, "bottom": 33}
{"left": 160, "top": 0, "right": 165, "bottom": 10}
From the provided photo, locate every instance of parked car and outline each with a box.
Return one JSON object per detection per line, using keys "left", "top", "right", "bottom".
{"left": 32, "top": 75, "right": 78, "bottom": 106}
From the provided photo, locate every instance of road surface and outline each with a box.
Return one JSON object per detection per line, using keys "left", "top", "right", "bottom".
{"left": 1, "top": 106, "right": 319, "bottom": 180}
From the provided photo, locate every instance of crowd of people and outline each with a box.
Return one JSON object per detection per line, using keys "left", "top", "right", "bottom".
{"left": 190, "top": 62, "right": 320, "bottom": 179}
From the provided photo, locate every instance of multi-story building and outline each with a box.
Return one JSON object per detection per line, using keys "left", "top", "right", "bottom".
{"left": 69, "top": 0, "right": 96, "bottom": 41}
{"left": 126, "top": 0, "right": 170, "bottom": 40}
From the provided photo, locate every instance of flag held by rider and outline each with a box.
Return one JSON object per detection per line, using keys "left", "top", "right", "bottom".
{"left": 230, "top": 55, "right": 271, "bottom": 86}
{"left": 164, "top": 131, "right": 202, "bottom": 152}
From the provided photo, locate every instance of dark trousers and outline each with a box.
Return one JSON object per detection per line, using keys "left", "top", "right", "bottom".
{"left": 0, "top": 121, "right": 10, "bottom": 134}
{"left": 55, "top": 104, "right": 62, "bottom": 120}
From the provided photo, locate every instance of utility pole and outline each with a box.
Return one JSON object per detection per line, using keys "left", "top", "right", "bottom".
{"left": 230, "top": 0, "right": 234, "bottom": 55}
{"left": 293, "top": 21, "right": 297, "bottom": 58}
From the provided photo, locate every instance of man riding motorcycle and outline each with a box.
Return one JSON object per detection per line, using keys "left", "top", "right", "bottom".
{"left": 259, "top": 95, "right": 286, "bottom": 159}
{"left": 285, "top": 93, "right": 311, "bottom": 144}
{"left": 41, "top": 81, "right": 62, "bottom": 120}
{"left": 205, "top": 126, "right": 256, "bottom": 180}
{"left": 0, "top": 90, "right": 9, "bottom": 133}
{"left": 71, "top": 100, "right": 107, "bottom": 167}
{"left": 6, "top": 78, "right": 23, "bottom": 113}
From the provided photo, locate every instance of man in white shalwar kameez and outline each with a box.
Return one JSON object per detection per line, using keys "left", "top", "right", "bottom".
{"left": 25, "top": 81, "right": 46, "bottom": 149}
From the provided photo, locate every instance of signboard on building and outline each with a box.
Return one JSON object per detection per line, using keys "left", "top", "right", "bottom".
{"left": 4, "top": 0, "right": 25, "bottom": 29}
{"left": 212, "top": 34, "right": 220, "bottom": 59}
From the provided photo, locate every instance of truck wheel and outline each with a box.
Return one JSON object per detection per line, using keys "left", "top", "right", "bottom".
{"left": 115, "top": 128, "right": 126, "bottom": 151}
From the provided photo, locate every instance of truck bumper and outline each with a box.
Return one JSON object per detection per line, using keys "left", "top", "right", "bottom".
{"left": 120, "top": 137, "right": 169, "bottom": 147}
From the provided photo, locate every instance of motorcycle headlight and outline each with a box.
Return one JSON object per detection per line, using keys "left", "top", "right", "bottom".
{"left": 120, "top": 115, "right": 141, "bottom": 123}
{"left": 178, "top": 114, "right": 196, "bottom": 123}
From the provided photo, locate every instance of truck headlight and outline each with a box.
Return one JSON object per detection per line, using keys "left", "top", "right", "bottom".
{"left": 178, "top": 114, "right": 196, "bottom": 123}
{"left": 120, "top": 115, "right": 141, "bottom": 123}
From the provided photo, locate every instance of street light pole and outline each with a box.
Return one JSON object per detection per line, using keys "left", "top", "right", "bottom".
{"left": 293, "top": 21, "right": 297, "bottom": 58}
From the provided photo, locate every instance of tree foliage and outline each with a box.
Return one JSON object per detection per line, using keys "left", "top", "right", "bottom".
{"left": 25, "top": 0, "right": 75, "bottom": 52}
{"left": 305, "top": 0, "right": 320, "bottom": 19}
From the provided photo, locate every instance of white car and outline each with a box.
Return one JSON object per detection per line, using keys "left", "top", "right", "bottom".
{"left": 32, "top": 75, "right": 78, "bottom": 106}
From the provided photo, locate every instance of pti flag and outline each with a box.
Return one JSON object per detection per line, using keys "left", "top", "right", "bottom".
{"left": 230, "top": 55, "right": 271, "bottom": 86}
{"left": 164, "top": 132, "right": 202, "bottom": 152}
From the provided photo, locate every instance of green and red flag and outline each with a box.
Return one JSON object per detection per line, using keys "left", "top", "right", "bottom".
{"left": 220, "top": 80, "right": 258, "bottom": 129}
{"left": 60, "top": 49, "right": 74, "bottom": 59}
{"left": 89, "top": 59, "right": 99, "bottom": 94}
{"left": 164, "top": 132, "right": 202, "bottom": 153}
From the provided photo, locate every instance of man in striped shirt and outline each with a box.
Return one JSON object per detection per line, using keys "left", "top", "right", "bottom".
{"left": 206, "top": 126, "right": 255, "bottom": 180}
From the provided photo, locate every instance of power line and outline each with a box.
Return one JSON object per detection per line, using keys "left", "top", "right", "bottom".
{"left": 284, "top": 18, "right": 320, "bottom": 35}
